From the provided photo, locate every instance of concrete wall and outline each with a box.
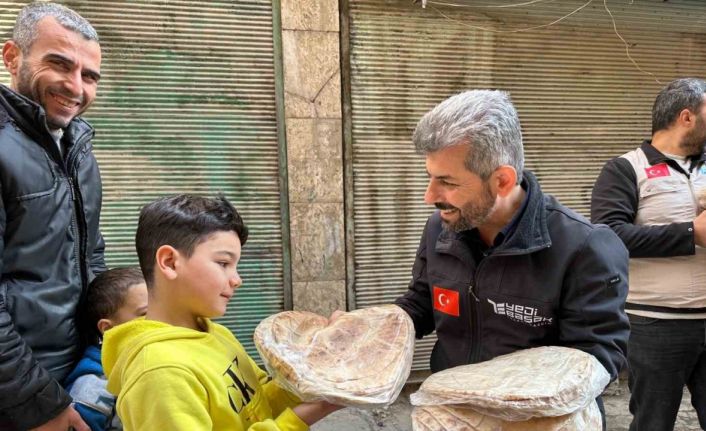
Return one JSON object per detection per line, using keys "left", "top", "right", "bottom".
{"left": 280, "top": 0, "right": 346, "bottom": 315}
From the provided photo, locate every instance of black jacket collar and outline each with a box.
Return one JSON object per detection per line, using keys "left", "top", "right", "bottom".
{"left": 0, "top": 84, "right": 93, "bottom": 162}
{"left": 435, "top": 170, "right": 551, "bottom": 258}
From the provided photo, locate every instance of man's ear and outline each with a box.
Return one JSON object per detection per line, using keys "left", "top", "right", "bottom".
{"left": 97, "top": 318, "right": 114, "bottom": 335}
{"left": 2, "top": 41, "right": 21, "bottom": 76}
{"left": 678, "top": 108, "right": 697, "bottom": 129}
{"left": 155, "top": 245, "right": 179, "bottom": 281}
{"left": 490, "top": 165, "right": 518, "bottom": 198}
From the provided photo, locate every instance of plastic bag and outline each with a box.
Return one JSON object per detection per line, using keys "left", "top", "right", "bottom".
{"left": 254, "top": 304, "right": 415, "bottom": 407}
{"left": 412, "top": 399, "right": 601, "bottom": 431}
{"left": 410, "top": 346, "right": 610, "bottom": 421}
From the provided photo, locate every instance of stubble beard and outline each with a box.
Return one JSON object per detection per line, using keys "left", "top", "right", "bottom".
{"left": 681, "top": 116, "right": 706, "bottom": 156}
{"left": 16, "top": 62, "right": 81, "bottom": 130}
{"left": 441, "top": 184, "right": 497, "bottom": 233}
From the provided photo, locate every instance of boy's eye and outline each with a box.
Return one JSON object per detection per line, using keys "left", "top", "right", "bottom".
{"left": 217, "top": 261, "right": 229, "bottom": 268}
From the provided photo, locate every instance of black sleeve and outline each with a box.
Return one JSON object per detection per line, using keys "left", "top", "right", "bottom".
{"left": 395, "top": 219, "right": 436, "bottom": 339}
{"left": 560, "top": 226, "right": 630, "bottom": 381}
{"left": 590, "top": 157, "right": 694, "bottom": 257}
{"left": 0, "top": 187, "right": 71, "bottom": 429}
{"left": 90, "top": 231, "right": 107, "bottom": 277}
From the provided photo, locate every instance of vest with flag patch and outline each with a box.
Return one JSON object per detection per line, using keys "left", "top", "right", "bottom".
{"left": 621, "top": 147, "right": 706, "bottom": 317}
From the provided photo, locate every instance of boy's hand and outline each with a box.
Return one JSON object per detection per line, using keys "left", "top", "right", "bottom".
{"left": 30, "top": 406, "right": 89, "bottom": 431}
{"left": 292, "top": 400, "right": 344, "bottom": 425}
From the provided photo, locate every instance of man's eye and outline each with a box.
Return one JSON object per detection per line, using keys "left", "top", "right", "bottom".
{"left": 50, "top": 60, "right": 70, "bottom": 71}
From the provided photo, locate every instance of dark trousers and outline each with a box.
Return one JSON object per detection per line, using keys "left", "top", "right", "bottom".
{"left": 628, "top": 314, "right": 706, "bottom": 431}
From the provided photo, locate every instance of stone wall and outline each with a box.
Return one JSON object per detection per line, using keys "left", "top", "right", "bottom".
{"left": 280, "top": 0, "right": 346, "bottom": 315}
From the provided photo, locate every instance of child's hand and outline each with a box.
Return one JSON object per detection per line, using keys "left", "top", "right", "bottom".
{"left": 292, "top": 400, "right": 344, "bottom": 425}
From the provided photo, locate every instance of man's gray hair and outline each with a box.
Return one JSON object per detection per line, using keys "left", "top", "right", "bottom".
{"left": 413, "top": 90, "right": 524, "bottom": 181}
{"left": 13, "top": 2, "right": 98, "bottom": 53}
{"left": 652, "top": 78, "right": 706, "bottom": 134}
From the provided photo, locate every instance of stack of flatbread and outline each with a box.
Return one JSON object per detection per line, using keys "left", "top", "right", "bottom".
{"left": 412, "top": 402, "right": 601, "bottom": 431}
{"left": 254, "top": 304, "right": 415, "bottom": 406}
{"left": 410, "top": 346, "right": 609, "bottom": 430}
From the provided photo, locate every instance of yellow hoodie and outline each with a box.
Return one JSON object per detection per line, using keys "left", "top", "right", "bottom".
{"left": 102, "top": 318, "right": 308, "bottom": 431}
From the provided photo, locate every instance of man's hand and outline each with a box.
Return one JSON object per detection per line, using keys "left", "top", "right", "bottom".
{"left": 29, "top": 406, "right": 89, "bottom": 431}
{"left": 694, "top": 210, "right": 706, "bottom": 247}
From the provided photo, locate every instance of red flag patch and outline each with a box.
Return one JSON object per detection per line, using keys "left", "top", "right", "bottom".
{"left": 433, "top": 285, "right": 460, "bottom": 317}
{"left": 645, "top": 163, "right": 670, "bottom": 179}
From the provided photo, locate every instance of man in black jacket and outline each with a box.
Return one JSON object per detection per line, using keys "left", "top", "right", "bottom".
{"left": 591, "top": 78, "right": 706, "bottom": 431}
{"left": 395, "top": 90, "right": 629, "bottom": 427}
{"left": 0, "top": 3, "right": 105, "bottom": 430}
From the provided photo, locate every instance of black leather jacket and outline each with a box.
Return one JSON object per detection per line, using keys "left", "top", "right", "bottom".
{"left": 396, "top": 171, "right": 630, "bottom": 381}
{"left": 0, "top": 85, "right": 106, "bottom": 430}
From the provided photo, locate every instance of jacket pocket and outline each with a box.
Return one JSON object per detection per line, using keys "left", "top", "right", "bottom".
{"left": 15, "top": 175, "right": 59, "bottom": 201}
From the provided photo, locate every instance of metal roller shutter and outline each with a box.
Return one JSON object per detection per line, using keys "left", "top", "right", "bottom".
{"left": 0, "top": 0, "right": 288, "bottom": 358}
{"left": 346, "top": 0, "right": 706, "bottom": 371}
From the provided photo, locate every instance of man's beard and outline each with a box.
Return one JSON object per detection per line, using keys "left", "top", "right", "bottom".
{"left": 681, "top": 116, "right": 706, "bottom": 156}
{"left": 15, "top": 62, "right": 37, "bottom": 104}
{"left": 16, "top": 62, "right": 83, "bottom": 130}
{"left": 438, "top": 183, "right": 497, "bottom": 233}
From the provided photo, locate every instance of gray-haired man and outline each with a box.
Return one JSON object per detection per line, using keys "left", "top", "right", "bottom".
{"left": 395, "top": 90, "right": 630, "bottom": 428}
{"left": 0, "top": 3, "right": 105, "bottom": 430}
{"left": 592, "top": 78, "right": 706, "bottom": 431}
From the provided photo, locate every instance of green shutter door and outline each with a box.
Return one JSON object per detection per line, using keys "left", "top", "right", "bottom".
{"left": 0, "top": 0, "right": 287, "bottom": 358}
{"left": 346, "top": 0, "right": 706, "bottom": 371}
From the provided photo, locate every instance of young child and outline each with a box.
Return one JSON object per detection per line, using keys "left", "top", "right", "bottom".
{"left": 64, "top": 267, "right": 148, "bottom": 431}
{"left": 102, "top": 194, "right": 340, "bottom": 430}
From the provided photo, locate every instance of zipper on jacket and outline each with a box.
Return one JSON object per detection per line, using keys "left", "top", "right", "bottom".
{"left": 468, "top": 284, "right": 479, "bottom": 302}
{"left": 467, "top": 283, "right": 481, "bottom": 364}
{"left": 468, "top": 262, "right": 484, "bottom": 364}
{"left": 66, "top": 133, "right": 93, "bottom": 330}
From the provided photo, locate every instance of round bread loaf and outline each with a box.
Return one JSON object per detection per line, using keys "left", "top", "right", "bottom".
{"left": 410, "top": 346, "right": 610, "bottom": 420}
{"left": 412, "top": 400, "right": 601, "bottom": 431}
{"left": 254, "top": 304, "right": 415, "bottom": 406}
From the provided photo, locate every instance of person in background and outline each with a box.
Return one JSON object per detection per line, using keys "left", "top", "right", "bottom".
{"left": 591, "top": 77, "right": 706, "bottom": 431}
{"left": 64, "top": 267, "right": 148, "bottom": 431}
{"left": 395, "top": 89, "right": 630, "bottom": 430}
{"left": 0, "top": 3, "right": 105, "bottom": 430}
{"left": 102, "top": 194, "right": 341, "bottom": 430}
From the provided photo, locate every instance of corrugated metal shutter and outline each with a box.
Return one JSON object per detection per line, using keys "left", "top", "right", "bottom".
{"left": 0, "top": 0, "right": 287, "bottom": 358}
{"left": 347, "top": 0, "right": 706, "bottom": 371}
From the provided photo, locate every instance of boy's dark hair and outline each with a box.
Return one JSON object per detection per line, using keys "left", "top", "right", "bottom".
{"left": 135, "top": 194, "right": 248, "bottom": 286}
{"left": 83, "top": 267, "right": 145, "bottom": 343}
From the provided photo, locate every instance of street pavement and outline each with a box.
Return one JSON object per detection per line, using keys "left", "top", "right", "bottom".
{"left": 311, "top": 378, "right": 702, "bottom": 430}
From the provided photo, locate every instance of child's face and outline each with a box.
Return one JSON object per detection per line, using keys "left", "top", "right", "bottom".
{"left": 111, "top": 282, "right": 149, "bottom": 326}
{"left": 175, "top": 230, "right": 242, "bottom": 321}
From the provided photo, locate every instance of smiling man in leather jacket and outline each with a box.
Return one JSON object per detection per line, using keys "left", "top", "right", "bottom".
{"left": 395, "top": 90, "right": 630, "bottom": 429}
{"left": 0, "top": 3, "right": 105, "bottom": 430}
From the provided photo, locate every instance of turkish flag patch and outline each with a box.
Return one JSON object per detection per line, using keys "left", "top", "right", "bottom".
{"left": 433, "top": 285, "right": 460, "bottom": 317}
{"left": 645, "top": 163, "right": 670, "bottom": 179}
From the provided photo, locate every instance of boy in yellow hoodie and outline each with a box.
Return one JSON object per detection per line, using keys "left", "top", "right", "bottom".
{"left": 102, "top": 194, "right": 340, "bottom": 430}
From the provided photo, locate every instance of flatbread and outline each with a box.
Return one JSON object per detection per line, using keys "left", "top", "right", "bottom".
{"left": 412, "top": 400, "right": 601, "bottom": 431}
{"left": 410, "top": 346, "right": 610, "bottom": 420}
{"left": 254, "top": 305, "right": 415, "bottom": 406}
